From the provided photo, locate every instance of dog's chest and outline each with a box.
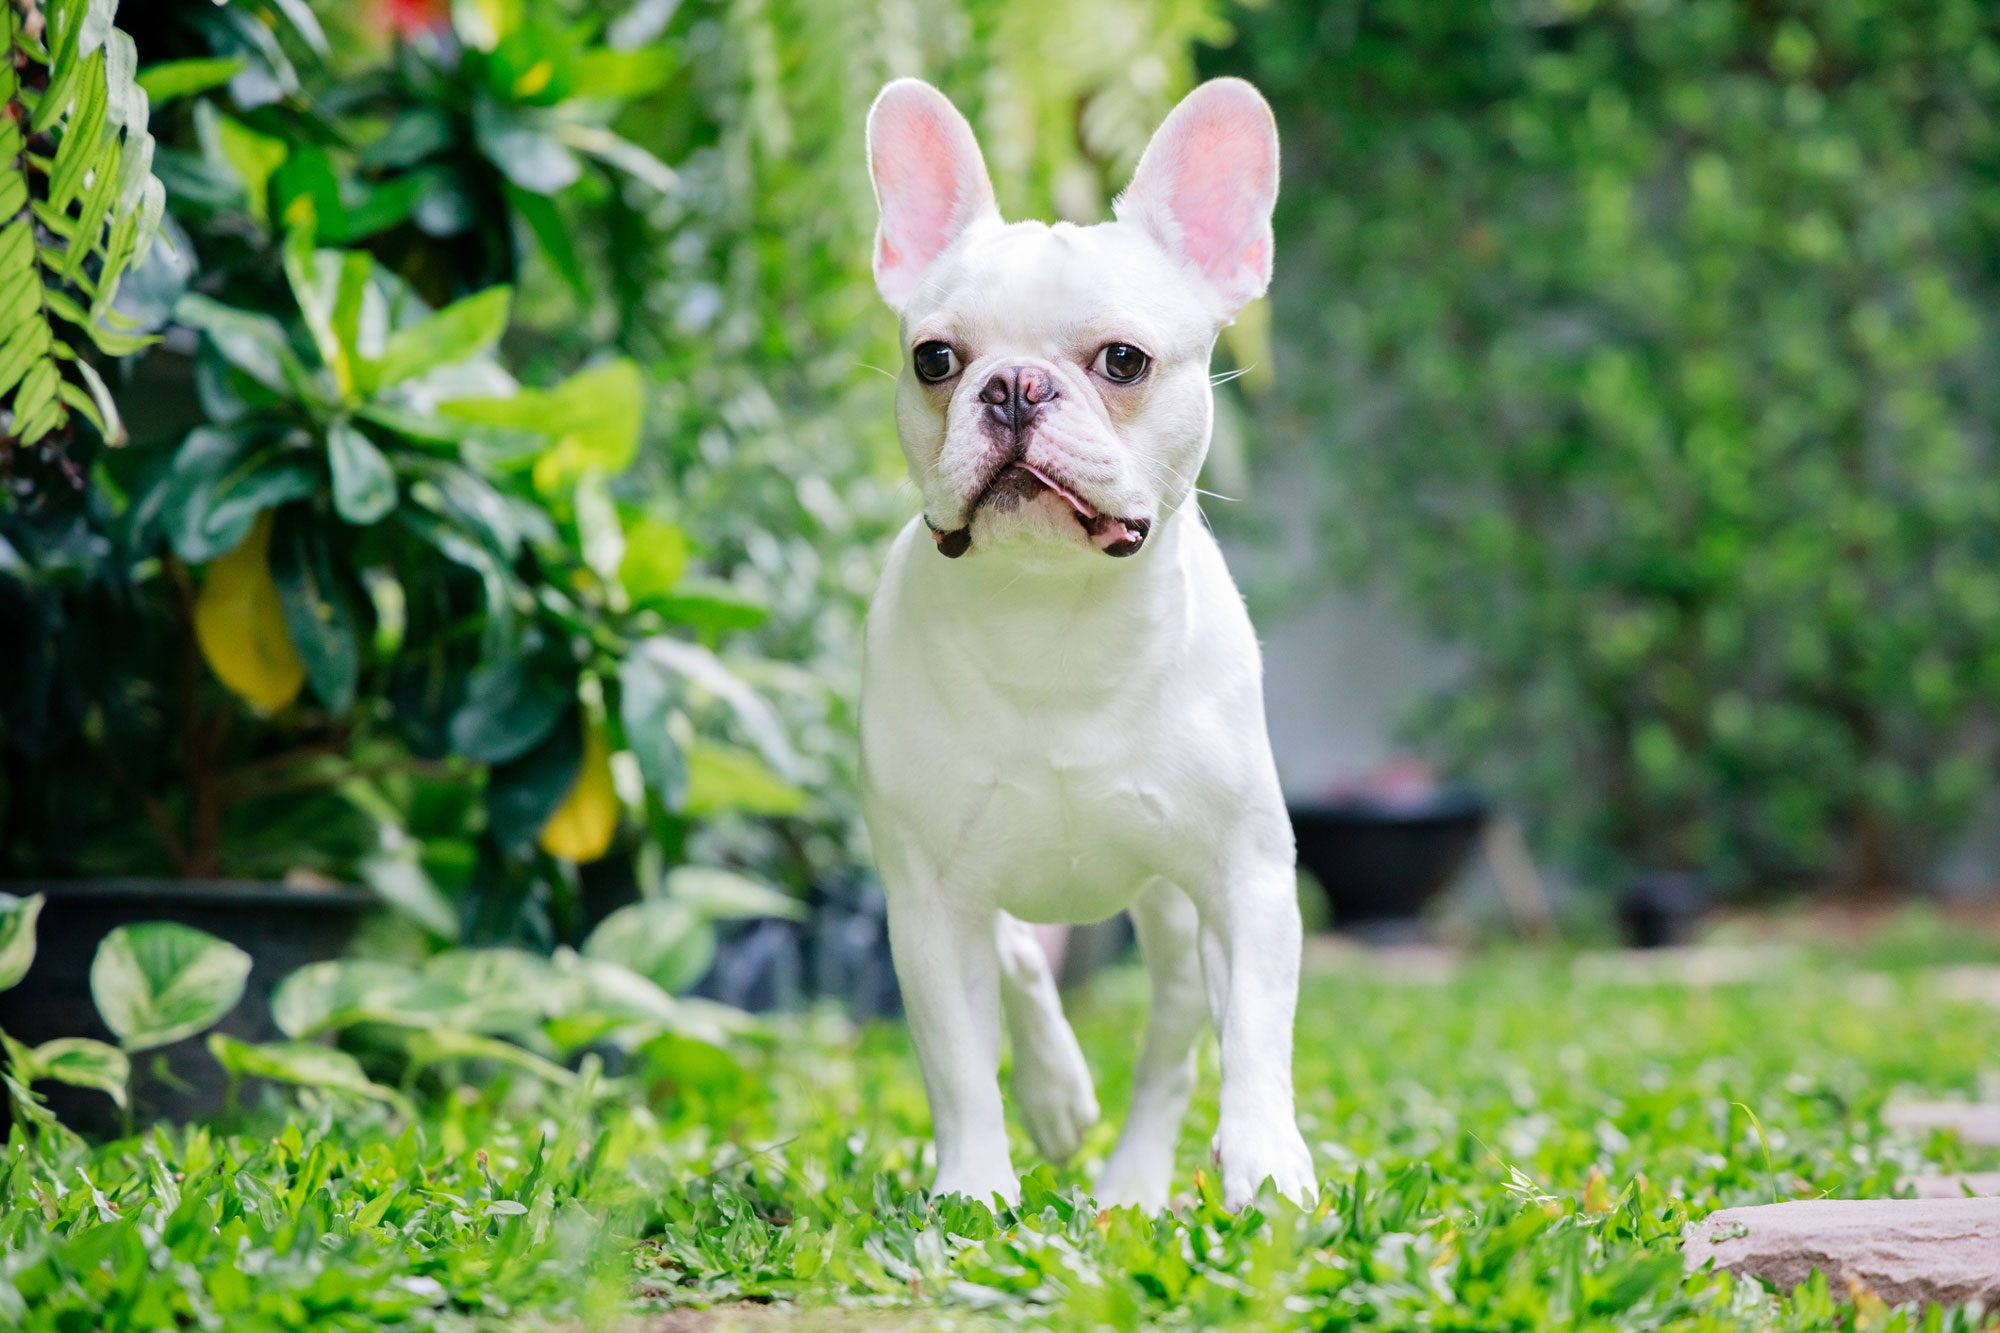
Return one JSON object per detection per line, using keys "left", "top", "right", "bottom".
{"left": 864, "top": 670, "right": 1224, "bottom": 921}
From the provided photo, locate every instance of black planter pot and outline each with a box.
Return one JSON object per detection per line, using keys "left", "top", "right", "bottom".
{"left": 1289, "top": 791, "right": 1489, "bottom": 932}
{"left": 0, "top": 879, "right": 373, "bottom": 1135}
{"left": 1617, "top": 872, "right": 1709, "bottom": 949}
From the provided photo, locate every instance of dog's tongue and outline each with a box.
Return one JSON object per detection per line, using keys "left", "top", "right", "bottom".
{"left": 1016, "top": 462, "right": 1096, "bottom": 520}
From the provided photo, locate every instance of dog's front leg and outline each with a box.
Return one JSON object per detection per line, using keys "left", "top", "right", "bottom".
{"left": 1196, "top": 853, "right": 1317, "bottom": 1210}
{"left": 884, "top": 877, "right": 1018, "bottom": 1207}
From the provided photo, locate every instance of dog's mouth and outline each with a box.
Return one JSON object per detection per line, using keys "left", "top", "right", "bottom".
{"left": 929, "top": 462, "right": 1151, "bottom": 560}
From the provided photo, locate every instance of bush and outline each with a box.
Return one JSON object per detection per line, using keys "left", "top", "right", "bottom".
{"left": 1221, "top": 0, "right": 2000, "bottom": 892}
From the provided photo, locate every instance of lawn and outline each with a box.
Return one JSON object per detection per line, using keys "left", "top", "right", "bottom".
{"left": 7, "top": 920, "right": 2000, "bottom": 1330}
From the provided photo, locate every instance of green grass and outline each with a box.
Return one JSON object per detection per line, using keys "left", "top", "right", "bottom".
{"left": 7, "top": 939, "right": 2000, "bottom": 1330}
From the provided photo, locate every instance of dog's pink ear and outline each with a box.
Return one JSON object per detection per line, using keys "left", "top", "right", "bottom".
{"left": 867, "top": 80, "right": 997, "bottom": 312}
{"left": 1116, "top": 79, "right": 1279, "bottom": 316}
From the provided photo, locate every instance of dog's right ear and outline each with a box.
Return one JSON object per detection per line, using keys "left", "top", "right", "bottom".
{"left": 866, "top": 79, "right": 997, "bottom": 312}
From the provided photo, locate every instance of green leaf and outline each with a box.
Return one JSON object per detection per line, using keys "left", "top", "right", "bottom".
{"left": 665, "top": 866, "right": 807, "bottom": 923}
{"left": 634, "top": 636, "right": 798, "bottom": 781}
{"left": 560, "top": 125, "right": 675, "bottom": 193}
{"left": 211, "top": 111, "right": 288, "bottom": 227}
{"left": 683, "top": 742, "right": 810, "bottom": 818}
{"left": 327, "top": 420, "right": 397, "bottom": 524}
{"left": 176, "top": 293, "right": 305, "bottom": 395}
{"left": 472, "top": 103, "right": 579, "bottom": 195}
{"left": 137, "top": 56, "right": 248, "bottom": 104}
{"left": 618, "top": 518, "right": 690, "bottom": 602}
{"left": 618, "top": 650, "right": 687, "bottom": 811}
{"left": 0, "top": 893, "right": 45, "bottom": 992}
{"left": 404, "top": 1027, "right": 576, "bottom": 1088}
{"left": 90, "top": 923, "right": 252, "bottom": 1053}
{"left": 23, "top": 1038, "right": 129, "bottom": 1108}
{"left": 207, "top": 1034, "right": 410, "bottom": 1112}
{"left": 567, "top": 45, "right": 677, "bottom": 98}
{"left": 373, "top": 286, "right": 510, "bottom": 391}
{"left": 357, "top": 850, "right": 457, "bottom": 941}
{"left": 421, "top": 948, "right": 558, "bottom": 1036}
{"left": 451, "top": 648, "right": 572, "bottom": 764}
{"left": 484, "top": 715, "right": 582, "bottom": 851}
{"left": 581, "top": 898, "right": 717, "bottom": 995}
{"left": 270, "top": 518, "right": 360, "bottom": 712}
{"left": 506, "top": 185, "right": 585, "bottom": 301}
{"left": 271, "top": 959, "right": 466, "bottom": 1039}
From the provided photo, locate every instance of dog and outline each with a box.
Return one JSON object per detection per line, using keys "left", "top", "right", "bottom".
{"left": 858, "top": 76, "right": 1313, "bottom": 1213}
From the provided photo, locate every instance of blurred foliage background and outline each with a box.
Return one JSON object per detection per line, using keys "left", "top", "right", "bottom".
{"left": 2, "top": 0, "right": 1997, "bottom": 936}
{"left": 1217, "top": 0, "right": 2000, "bottom": 897}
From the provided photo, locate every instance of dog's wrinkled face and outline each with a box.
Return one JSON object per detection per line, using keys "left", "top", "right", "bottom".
{"left": 867, "top": 79, "right": 1279, "bottom": 564}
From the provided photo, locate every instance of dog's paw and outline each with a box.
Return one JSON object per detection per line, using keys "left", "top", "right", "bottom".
{"left": 1012, "top": 1025, "right": 1100, "bottom": 1162}
{"left": 1212, "top": 1117, "right": 1316, "bottom": 1211}
{"left": 1093, "top": 1151, "right": 1173, "bottom": 1213}
{"left": 932, "top": 1162, "right": 1022, "bottom": 1210}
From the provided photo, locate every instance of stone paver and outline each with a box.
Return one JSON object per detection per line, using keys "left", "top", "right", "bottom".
{"left": 1903, "top": 1172, "right": 2000, "bottom": 1199}
{"left": 1683, "top": 1198, "right": 2000, "bottom": 1305}
{"left": 1881, "top": 1099, "right": 2000, "bottom": 1147}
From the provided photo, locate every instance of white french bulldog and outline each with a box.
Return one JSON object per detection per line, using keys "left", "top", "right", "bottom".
{"left": 858, "top": 76, "right": 1314, "bottom": 1214}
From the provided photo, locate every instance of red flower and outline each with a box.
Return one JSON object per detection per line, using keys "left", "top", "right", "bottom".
{"left": 379, "top": 0, "right": 450, "bottom": 38}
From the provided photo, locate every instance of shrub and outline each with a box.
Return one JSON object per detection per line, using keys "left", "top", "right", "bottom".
{"left": 1222, "top": 0, "right": 2000, "bottom": 891}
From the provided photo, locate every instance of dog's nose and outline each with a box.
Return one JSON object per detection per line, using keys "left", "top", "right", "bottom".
{"left": 978, "top": 364, "right": 1057, "bottom": 439}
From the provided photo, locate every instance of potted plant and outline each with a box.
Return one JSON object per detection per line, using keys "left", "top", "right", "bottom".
{"left": 0, "top": 0, "right": 809, "bottom": 1124}
{"left": 1288, "top": 760, "right": 1490, "bottom": 934}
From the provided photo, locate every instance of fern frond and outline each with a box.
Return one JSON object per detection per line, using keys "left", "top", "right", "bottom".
{"left": 2, "top": 0, "right": 163, "bottom": 449}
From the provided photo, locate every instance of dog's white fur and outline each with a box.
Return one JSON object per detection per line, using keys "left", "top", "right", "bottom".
{"left": 858, "top": 77, "right": 1313, "bottom": 1213}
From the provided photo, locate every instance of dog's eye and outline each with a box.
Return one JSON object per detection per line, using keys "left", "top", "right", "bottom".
{"left": 1095, "top": 343, "right": 1150, "bottom": 384}
{"left": 912, "top": 341, "right": 959, "bottom": 383}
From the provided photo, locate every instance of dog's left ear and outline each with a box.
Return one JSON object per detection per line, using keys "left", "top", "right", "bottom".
{"left": 1116, "top": 79, "right": 1279, "bottom": 317}
{"left": 867, "top": 79, "right": 999, "bottom": 312}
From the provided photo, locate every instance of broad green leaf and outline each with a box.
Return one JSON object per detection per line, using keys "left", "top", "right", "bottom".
{"left": 472, "top": 104, "right": 579, "bottom": 195}
{"left": 270, "top": 507, "right": 360, "bottom": 712}
{"left": 618, "top": 650, "right": 686, "bottom": 811}
{"left": 560, "top": 125, "right": 675, "bottom": 193}
{"left": 211, "top": 112, "right": 288, "bottom": 226}
{"left": 568, "top": 45, "right": 676, "bottom": 98}
{"left": 137, "top": 56, "right": 248, "bottom": 104}
{"left": 373, "top": 286, "right": 510, "bottom": 391}
{"left": 421, "top": 949, "right": 558, "bottom": 1036}
{"left": 666, "top": 866, "right": 807, "bottom": 923}
{"left": 450, "top": 649, "right": 571, "bottom": 764}
{"left": 327, "top": 420, "right": 397, "bottom": 524}
{"left": 439, "top": 360, "right": 643, "bottom": 494}
{"left": 272, "top": 959, "right": 467, "bottom": 1038}
{"left": 0, "top": 893, "right": 44, "bottom": 991}
{"left": 90, "top": 923, "right": 252, "bottom": 1052}
{"left": 683, "top": 742, "right": 810, "bottom": 818}
{"left": 405, "top": 1027, "right": 576, "bottom": 1088}
{"left": 176, "top": 293, "right": 305, "bottom": 395}
{"left": 23, "top": 1038, "right": 129, "bottom": 1108}
{"left": 358, "top": 851, "right": 457, "bottom": 940}
{"left": 484, "top": 715, "right": 582, "bottom": 852}
{"left": 207, "top": 1034, "right": 410, "bottom": 1112}
{"left": 618, "top": 518, "right": 690, "bottom": 602}
{"left": 635, "top": 636, "right": 798, "bottom": 780}
{"left": 581, "top": 898, "right": 717, "bottom": 995}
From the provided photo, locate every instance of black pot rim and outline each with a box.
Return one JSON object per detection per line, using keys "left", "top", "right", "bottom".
{"left": 1, "top": 877, "right": 376, "bottom": 910}
{"left": 1288, "top": 792, "right": 1490, "bottom": 826}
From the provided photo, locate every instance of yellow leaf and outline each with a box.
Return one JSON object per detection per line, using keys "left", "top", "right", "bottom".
{"left": 1848, "top": 1277, "right": 1888, "bottom": 1330}
{"left": 538, "top": 725, "right": 619, "bottom": 863}
{"left": 1581, "top": 1166, "right": 1612, "bottom": 1214}
{"left": 194, "top": 512, "right": 304, "bottom": 714}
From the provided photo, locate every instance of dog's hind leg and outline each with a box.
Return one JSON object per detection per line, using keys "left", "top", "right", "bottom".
{"left": 1094, "top": 879, "right": 1206, "bottom": 1212}
{"left": 997, "top": 912, "right": 1099, "bottom": 1163}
